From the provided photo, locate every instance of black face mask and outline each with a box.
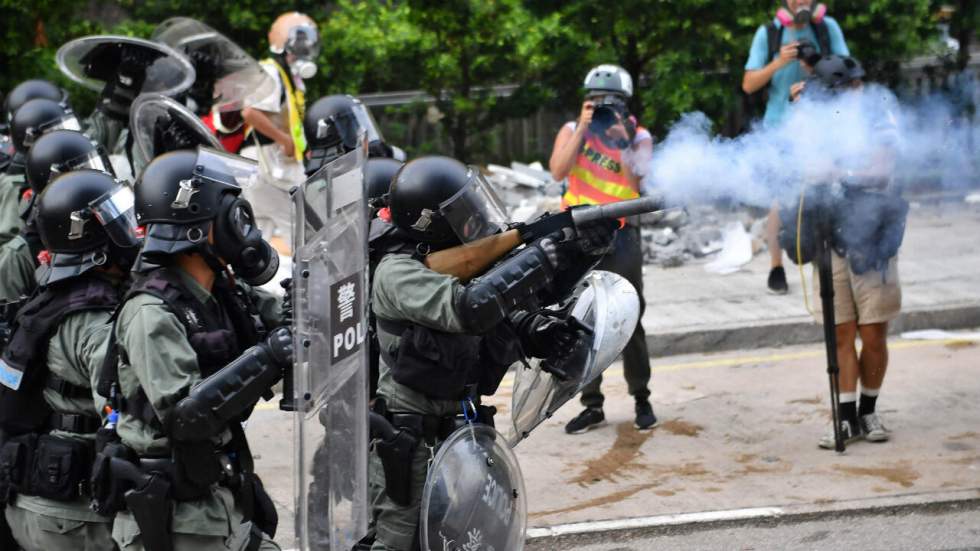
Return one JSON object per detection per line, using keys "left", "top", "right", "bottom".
{"left": 212, "top": 194, "right": 279, "bottom": 285}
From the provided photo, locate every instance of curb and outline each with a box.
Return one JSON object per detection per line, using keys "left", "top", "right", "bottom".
{"left": 526, "top": 488, "right": 980, "bottom": 546}
{"left": 645, "top": 303, "right": 980, "bottom": 357}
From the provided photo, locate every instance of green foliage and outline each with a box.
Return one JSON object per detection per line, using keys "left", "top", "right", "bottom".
{"left": 0, "top": 0, "right": 963, "bottom": 161}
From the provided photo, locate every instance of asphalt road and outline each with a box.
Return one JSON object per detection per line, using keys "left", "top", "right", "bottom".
{"left": 526, "top": 499, "right": 980, "bottom": 551}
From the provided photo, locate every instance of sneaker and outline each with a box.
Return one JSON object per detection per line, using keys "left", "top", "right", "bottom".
{"left": 859, "top": 413, "right": 890, "bottom": 442}
{"left": 634, "top": 399, "right": 658, "bottom": 430}
{"left": 565, "top": 408, "right": 605, "bottom": 434}
{"left": 818, "top": 419, "right": 862, "bottom": 449}
{"left": 767, "top": 266, "right": 789, "bottom": 295}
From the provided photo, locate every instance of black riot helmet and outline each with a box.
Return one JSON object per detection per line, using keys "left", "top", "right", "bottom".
{"left": 10, "top": 98, "right": 80, "bottom": 154}
{"left": 26, "top": 130, "right": 114, "bottom": 194}
{"left": 388, "top": 156, "right": 508, "bottom": 248}
{"left": 135, "top": 147, "right": 278, "bottom": 285}
{"left": 35, "top": 169, "right": 140, "bottom": 284}
{"left": 4, "top": 79, "right": 64, "bottom": 126}
{"left": 808, "top": 55, "right": 866, "bottom": 94}
{"left": 365, "top": 157, "right": 403, "bottom": 213}
{"left": 304, "top": 94, "right": 392, "bottom": 175}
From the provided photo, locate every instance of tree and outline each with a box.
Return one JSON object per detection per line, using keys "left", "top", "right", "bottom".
{"left": 401, "top": 0, "right": 567, "bottom": 161}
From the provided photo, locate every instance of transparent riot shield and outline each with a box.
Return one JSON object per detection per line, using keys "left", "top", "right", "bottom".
{"left": 421, "top": 424, "right": 527, "bottom": 551}
{"left": 130, "top": 93, "right": 222, "bottom": 168}
{"left": 507, "top": 270, "right": 639, "bottom": 446}
{"left": 56, "top": 36, "right": 195, "bottom": 97}
{"left": 289, "top": 144, "right": 370, "bottom": 550}
{"left": 151, "top": 17, "right": 277, "bottom": 112}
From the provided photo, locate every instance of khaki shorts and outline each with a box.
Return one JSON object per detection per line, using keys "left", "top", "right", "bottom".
{"left": 812, "top": 252, "right": 901, "bottom": 325}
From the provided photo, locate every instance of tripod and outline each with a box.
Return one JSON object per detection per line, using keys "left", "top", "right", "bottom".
{"left": 812, "top": 186, "right": 846, "bottom": 453}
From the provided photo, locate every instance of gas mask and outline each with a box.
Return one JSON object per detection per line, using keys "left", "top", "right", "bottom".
{"left": 776, "top": 2, "right": 827, "bottom": 27}
{"left": 212, "top": 193, "right": 279, "bottom": 285}
{"left": 291, "top": 59, "right": 317, "bottom": 80}
{"left": 285, "top": 24, "right": 319, "bottom": 80}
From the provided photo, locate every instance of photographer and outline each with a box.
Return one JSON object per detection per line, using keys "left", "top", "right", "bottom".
{"left": 791, "top": 55, "right": 904, "bottom": 448}
{"left": 742, "top": 0, "right": 849, "bottom": 294}
{"left": 549, "top": 64, "right": 657, "bottom": 434}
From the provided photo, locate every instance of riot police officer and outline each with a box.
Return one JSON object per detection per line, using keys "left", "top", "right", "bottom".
{"left": 91, "top": 148, "right": 287, "bottom": 551}
{"left": 0, "top": 97, "right": 79, "bottom": 247}
{"left": 366, "top": 156, "right": 615, "bottom": 550}
{"left": 0, "top": 169, "right": 139, "bottom": 551}
{"left": 304, "top": 94, "right": 405, "bottom": 176}
{"left": 0, "top": 129, "right": 116, "bottom": 302}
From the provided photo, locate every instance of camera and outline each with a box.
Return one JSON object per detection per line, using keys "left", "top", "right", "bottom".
{"left": 796, "top": 39, "right": 821, "bottom": 66}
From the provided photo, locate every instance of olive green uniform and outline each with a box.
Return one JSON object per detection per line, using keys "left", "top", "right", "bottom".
{"left": 0, "top": 235, "right": 38, "bottom": 303}
{"left": 368, "top": 253, "right": 469, "bottom": 551}
{"left": 0, "top": 173, "right": 26, "bottom": 246}
{"left": 112, "top": 267, "right": 281, "bottom": 551}
{"left": 4, "top": 278, "right": 118, "bottom": 551}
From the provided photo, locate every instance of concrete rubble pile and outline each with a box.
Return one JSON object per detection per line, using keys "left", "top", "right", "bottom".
{"left": 485, "top": 162, "right": 767, "bottom": 269}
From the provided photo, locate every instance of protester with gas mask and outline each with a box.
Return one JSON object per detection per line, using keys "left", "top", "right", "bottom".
{"left": 0, "top": 169, "right": 139, "bottom": 551}
{"left": 742, "top": 0, "right": 849, "bottom": 295}
{"left": 549, "top": 64, "right": 658, "bottom": 434}
{"left": 783, "top": 55, "right": 904, "bottom": 448}
{"left": 90, "top": 148, "right": 287, "bottom": 551}
{"left": 241, "top": 11, "right": 320, "bottom": 255}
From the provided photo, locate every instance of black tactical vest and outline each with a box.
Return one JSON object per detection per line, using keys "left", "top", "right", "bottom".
{"left": 0, "top": 275, "right": 119, "bottom": 435}
{"left": 103, "top": 267, "right": 266, "bottom": 429}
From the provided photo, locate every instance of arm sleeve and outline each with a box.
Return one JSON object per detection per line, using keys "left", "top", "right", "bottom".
{"left": 246, "top": 284, "right": 283, "bottom": 329}
{"left": 825, "top": 17, "right": 850, "bottom": 56}
{"left": 0, "top": 237, "right": 35, "bottom": 303}
{"left": 372, "top": 254, "right": 466, "bottom": 333}
{"left": 745, "top": 25, "right": 770, "bottom": 71}
{"left": 78, "top": 318, "right": 113, "bottom": 416}
{"left": 245, "top": 64, "right": 284, "bottom": 113}
{"left": 117, "top": 299, "right": 202, "bottom": 425}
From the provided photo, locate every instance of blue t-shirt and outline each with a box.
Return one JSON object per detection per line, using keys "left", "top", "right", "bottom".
{"left": 745, "top": 17, "right": 849, "bottom": 128}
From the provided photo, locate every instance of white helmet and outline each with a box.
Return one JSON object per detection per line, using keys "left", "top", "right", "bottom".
{"left": 583, "top": 64, "right": 633, "bottom": 98}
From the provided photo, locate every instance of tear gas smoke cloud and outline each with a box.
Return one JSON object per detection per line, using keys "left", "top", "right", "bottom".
{"left": 641, "top": 81, "right": 980, "bottom": 208}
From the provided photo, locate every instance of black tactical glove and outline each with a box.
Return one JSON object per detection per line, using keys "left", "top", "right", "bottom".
{"left": 263, "top": 326, "right": 293, "bottom": 368}
{"left": 156, "top": 115, "right": 198, "bottom": 152}
{"left": 534, "top": 235, "right": 561, "bottom": 269}
{"left": 575, "top": 218, "right": 619, "bottom": 256}
{"left": 279, "top": 278, "right": 293, "bottom": 327}
{"left": 517, "top": 312, "right": 580, "bottom": 359}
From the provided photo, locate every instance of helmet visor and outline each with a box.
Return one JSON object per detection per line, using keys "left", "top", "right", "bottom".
{"left": 318, "top": 102, "right": 383, "bottom": 151}
{"left": 196, "top": 147, "right": 259, "bottom": 189}
{"left": 25, "top": 114, "right": 82, "bottom": 149}
{"left": 89, "top": 183, "right": 140, "bottom": 248}
{"left": 439, "top": 168, "right": 508, "bottom": 244}
{"left": 61, "top": 147, "right": 116, "bottom": 177}
{"left": 286, "top": 25, "right": 320, "bottom": 60}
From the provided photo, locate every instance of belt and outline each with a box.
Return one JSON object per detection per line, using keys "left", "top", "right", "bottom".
{"left": 388, "top": 411, "right": 459, "bottom": 444}
{"left": 49, "top": 412, "right": 101, "bottom": 434}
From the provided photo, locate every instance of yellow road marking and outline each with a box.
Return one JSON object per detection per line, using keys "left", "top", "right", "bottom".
{"left": 254, "top": 338, "right": 973, "bottom": 410}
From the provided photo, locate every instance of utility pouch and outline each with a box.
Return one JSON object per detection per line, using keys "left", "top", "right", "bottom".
{"left": 89, "top": 442, "right": 138, "bottom": 516}
{"left": 390, "top": 325, "right": 479, "bottom": 400}
{"left": 30, "top": 434, "right": 93, "bottom": 501}
{"left": 171, "top": 440, "right": 222, "bottom": 501}
{"left": 375, "top": 428, "right": 419, "bottom": 506}
{"left": 0, "top": 433, "right": 37, "bottom": 503}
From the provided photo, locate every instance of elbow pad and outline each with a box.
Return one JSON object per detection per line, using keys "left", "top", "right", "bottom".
{"left": 170, "top": 328, "right": 291, "bottom": 442}
{"left": 455, "top": 241, "right": 557, "bottom": 334}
